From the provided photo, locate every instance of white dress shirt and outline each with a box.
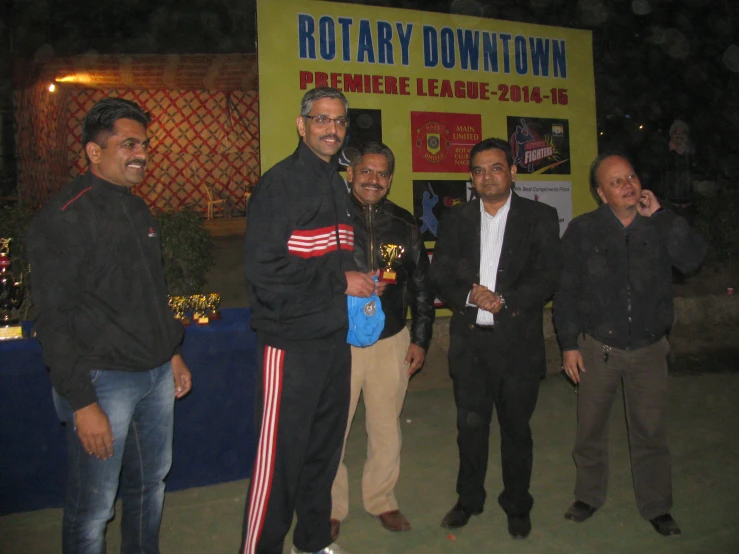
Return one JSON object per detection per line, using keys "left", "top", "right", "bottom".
{"left": 473, "top": 193, "right": 511, "bottom": 326}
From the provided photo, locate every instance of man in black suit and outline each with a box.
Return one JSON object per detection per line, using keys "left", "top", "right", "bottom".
{"left": 429, "top": 137, "right": 560, "bottom": 539}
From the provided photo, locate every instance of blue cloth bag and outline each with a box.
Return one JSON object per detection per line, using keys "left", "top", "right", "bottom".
{"left": 346, "top": 278, "right": 385, "bottom": 347}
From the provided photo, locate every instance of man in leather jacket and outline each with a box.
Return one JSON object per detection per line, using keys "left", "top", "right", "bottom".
{"left": 330, "top": 142, "right": 435, "bottom": 538}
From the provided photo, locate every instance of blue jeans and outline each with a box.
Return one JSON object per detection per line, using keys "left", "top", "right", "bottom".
{"left": 53, "top": 362, "right": 175, "bottom": 554}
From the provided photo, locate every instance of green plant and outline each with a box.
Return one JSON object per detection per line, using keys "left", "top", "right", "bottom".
{"left": 155, "top": 209, "right": 214, "bottom": 296}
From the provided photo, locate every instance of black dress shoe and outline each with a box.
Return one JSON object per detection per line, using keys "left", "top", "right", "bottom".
{"left": 440, "top": 501, "right": 483, "bottom": 529}
{"left": 649, "top": 514, "right": 681, "bottom": 537}
{"left": 507, "top": 514, "right": 531, "bottom": 539}
{"left": 564, "top": 500, "right": 598, "bottom": 522}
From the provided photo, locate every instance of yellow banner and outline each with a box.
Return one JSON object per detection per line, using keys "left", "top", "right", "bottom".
{"left": 257, "top": 0, "right": 598, "bottom": 226}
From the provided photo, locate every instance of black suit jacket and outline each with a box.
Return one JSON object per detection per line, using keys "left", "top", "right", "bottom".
{"left": 429, "top": 192, "right": 561, "bottom": 377}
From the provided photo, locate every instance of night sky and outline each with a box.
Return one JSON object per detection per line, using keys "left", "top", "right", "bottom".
{"left": 2, "top": 0, "right": 738, "bottom": 185}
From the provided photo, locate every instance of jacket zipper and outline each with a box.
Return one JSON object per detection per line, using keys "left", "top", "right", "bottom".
{"left": 625, "top": 230, "right": 632, "bottom": 350}
{"left": 366, "top": 204, "right": 377, "bottom": 271}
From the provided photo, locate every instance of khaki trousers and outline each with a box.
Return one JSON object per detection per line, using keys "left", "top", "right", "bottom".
{"left": 331, "top": 327, "right": 411, "bottom": 520}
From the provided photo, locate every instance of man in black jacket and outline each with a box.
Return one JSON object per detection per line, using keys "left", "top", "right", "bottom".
{"left": 554, "top": 153, "right": 707, "bottom": 537}
{"left": 429, "top": 138, "right": 561, "bottom": 539}
{"left": 330, "top": 142, "right": 435, "bottom": 538}
{"left": 241, "top": 88, "right": 375, "bottom": 554}
{"left": 26, "top": 97, "right": 191, "bottom": 553}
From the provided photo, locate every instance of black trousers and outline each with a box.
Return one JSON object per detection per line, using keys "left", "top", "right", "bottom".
{"left": 448, "top": 327, "right": 541, "bottom": 516}
{"left": 240, "top": 328, "right": 351, "bottom": 554}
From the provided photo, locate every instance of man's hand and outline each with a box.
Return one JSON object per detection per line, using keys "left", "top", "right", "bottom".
{"left": 74, "top": 403, "right": 114, "bottom": 460}
{"left": 562, "top": 349, "right": 586, "bottom": 384}
{"left": 470, "top": 284, "right": 502, "bottom": 313}
{"left": 405, "top": 343, "right": 426, "bottom": 376}
{"left": 345, "top": 271, "right": 376, "bottom": 298}
{"left": 637, "top": 189, "right": 662, "bottom": 217}
{"left": 172, "top": 354, "right": 192, "bottom": 399}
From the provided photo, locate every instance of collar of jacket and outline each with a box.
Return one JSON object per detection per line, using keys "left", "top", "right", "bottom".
{"left": 596, "top": 202, "right": 648, "bottom": 231}
{"left": 295, "top": 140, "right": 340, "bottom": 175}
{"left": 350, "top": 191, "right": 387, "bottom": 214}
{"left": 462, "top": 190, "right": 520, "bottom": 222}
{"left": 86, "top": 171, "right": 133, "bottom": 195}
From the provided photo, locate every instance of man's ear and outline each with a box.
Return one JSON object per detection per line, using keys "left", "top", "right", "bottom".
{"left": 596, "top": 186, "right": 608, "bottom": 204}
{"left": 296, "top": 116, "right": 306, "bottom": 138}
{"left": 346, "top": 165, "right": 354, "bottom": 184}
{"left": 85, "top": 142, "right": 101, "bottom": 165}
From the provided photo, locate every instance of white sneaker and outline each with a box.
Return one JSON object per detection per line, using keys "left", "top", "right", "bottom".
{"left": 290, "top": 543, "right": 351, "bottom": 554}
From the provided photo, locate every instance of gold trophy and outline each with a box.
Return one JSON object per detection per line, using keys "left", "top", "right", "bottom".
{"left": 0, "top": 238, "right": 24, "bottom": 340}
{"left": 378, "top": 244, "right": 405, "bottom": 284}
{"left": 206, "top": 293, "right": 222, "bottom": 320}
{"left": 169, "top": 295, "right": 192, "bottom": 326}
{"left": 191, "top": 294, "right": 210, "bottom": 325}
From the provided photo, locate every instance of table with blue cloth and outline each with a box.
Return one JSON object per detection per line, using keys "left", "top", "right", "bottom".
{"left": 0, "top": 307, "right": 258, "bottom": 515}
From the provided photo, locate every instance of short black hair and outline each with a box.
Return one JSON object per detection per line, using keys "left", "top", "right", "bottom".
{"left": 589, "top": 151, "right": 633, "bottom": 192}
{"left": 468, "top": 137, "right": 514, "bottom": 170}
{"left": 81, "top": 98, "right": 150, "bottom": 148}
{"left": 300, "top": 87, "right": 349, "bottom": 116}
{"left": 349, "top": 142, "right": 395, "bottom": 175}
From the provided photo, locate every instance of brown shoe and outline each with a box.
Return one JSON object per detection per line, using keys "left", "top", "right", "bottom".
{"left": 377, "top": 510, "right": 412, "bottom": 532}
{"left": 330, "top": 519, "right": 341, "bottom": 541}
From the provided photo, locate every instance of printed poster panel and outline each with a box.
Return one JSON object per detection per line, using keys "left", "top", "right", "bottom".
{"left": 514, "top": 180, "right": 572, "bottom": 236}
{"left": 411, "top": 112, "right": 482, "bottom": 173}
{"left": 413, "top": 179, "right": 474, "bottom": 242}
{"left": 338, "top": 108, "right": 383, "bottom": 167}
{"left": 507, "top": 116, "right": 571, "bottom": 175}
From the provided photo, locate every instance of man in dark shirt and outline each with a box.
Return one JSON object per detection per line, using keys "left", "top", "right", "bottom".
{"left": 241, "top": 87, "right": 375, "bottom": 554}
{"left": 554, "top": 153, "right": 706, "bottom": 538}
{"left": 653, "top": 120, "right": 696, "bottom": 224}
{"left": 27, "top": 97, "right": 191, "bottom": 553}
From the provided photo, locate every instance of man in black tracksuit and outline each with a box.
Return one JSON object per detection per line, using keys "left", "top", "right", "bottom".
{"left": 26, "top": 98, "right": 191, "bottom": 553}
{"left": 240, "top": 88, "right": 375, "bottom": 554}
{"left": 330, "top": 142, "right": 435, "bottom": 537}
{"left": 554, "top": 153, "right": 706, "bottom": 538}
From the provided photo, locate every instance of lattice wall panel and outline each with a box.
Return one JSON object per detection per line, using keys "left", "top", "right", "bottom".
{"left": 14, "top": 83, "right": 70, "bottom": 209}
{"left": 66, "top": 89, "right": 260, "bottom": 215}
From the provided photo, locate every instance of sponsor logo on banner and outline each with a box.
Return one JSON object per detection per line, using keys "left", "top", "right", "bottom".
{"left": 507, "top": 117, "right": 571, "bottom": 175}
{"left": 411, "top": 112, "right": 482, "bottom": 173}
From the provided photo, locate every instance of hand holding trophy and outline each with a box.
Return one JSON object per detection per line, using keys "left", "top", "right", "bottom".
{"left": 378, "top": 244, "right": 405, "bottom": 284}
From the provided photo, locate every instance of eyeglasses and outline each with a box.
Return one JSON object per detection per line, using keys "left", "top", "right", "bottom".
{"left": 303, "top": 115, "right": 350, "bottom": 128}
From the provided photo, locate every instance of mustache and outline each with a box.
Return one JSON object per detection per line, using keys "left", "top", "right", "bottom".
{"left": 319, "top": 133, "right": 342, "bottom": 142}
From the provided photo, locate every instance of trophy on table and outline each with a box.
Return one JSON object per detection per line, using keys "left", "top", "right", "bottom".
{"left": 206, "top": 293, "right": 222, "bottom": 320}
{"left": 378, "top": 243, "right": 405, "bottom": 284}
{"left": 169, "top": 295, "right": 192, "bottom": 326}
{"left": 0, "top": 238, "right": 24, "bottom": 340}
{"left": 191, "top": 294, "right": 210, "bottom": 325}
